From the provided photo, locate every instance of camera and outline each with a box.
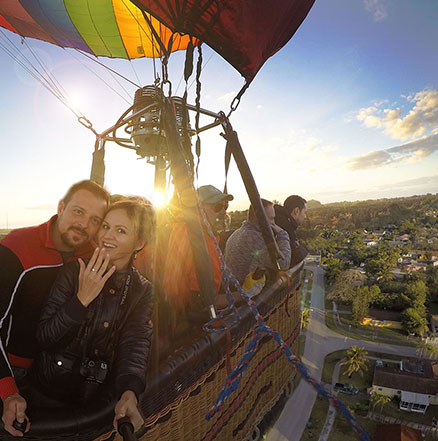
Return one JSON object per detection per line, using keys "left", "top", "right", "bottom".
{"left": 79, "top": 357, "right": 108, "bottom": 402}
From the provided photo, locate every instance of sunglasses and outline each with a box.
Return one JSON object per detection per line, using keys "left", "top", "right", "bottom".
{"left": 213, "top": 201, "right": 229, "bottom": 212}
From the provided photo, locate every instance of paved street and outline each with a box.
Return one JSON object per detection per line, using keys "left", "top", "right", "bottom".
{"left": 266, "top": 265, "right": 418, "bottom": 441}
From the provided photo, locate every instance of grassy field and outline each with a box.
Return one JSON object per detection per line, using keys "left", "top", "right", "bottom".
{"left": 298, "top": 334, "right": 306, "bottom": 358}
{"left": 328, "top": 410, "right": 376, "bottom": 441}
{"left": 324, "top": 311, "right": 415, "bottom": 347}
{"left": 300, "top": 396, "right": 329, "bottom": 441}
{"left": 302, "top": 269, "right": 313, "bottom": 308}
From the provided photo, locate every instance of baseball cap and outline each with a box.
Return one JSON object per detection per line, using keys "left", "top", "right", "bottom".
{"left": 198, "top": 185, "right": 234, "bottom": 204}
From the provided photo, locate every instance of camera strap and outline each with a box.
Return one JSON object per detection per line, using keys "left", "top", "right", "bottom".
{"left": 81, "top": 269, "right": 133, "bottom": 365}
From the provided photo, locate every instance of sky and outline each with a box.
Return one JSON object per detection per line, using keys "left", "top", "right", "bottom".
{"left": 0, "top": 0, "right": 437, "bottom": 228}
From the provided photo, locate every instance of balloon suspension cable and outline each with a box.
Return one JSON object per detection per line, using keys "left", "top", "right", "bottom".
{"left": 0, "top": 32, "right": 100, "bottom": 138}
{"left": 227, "top": 81, "right": 251, "bottom": 118}
{"left": 69, "top": 49, "right": 132, "bottom": 104}
{"left": 199, "top": 214, "right": 370, "bottom": 440}
{"left": 75, "top": 49, "right": 141, "bottom": 89}
{"left": 119, "top": 0, "right": 162, "bottom": 82}
{"left": 129, "top": 59, "right": 142, "bottom": 88}
{"left": 140, "top": 9, "right": 171, "bottom": 59}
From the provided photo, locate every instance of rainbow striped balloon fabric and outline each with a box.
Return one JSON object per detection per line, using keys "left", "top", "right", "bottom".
{"left": 0, "top": 0, "right": 191, "bottom": 59}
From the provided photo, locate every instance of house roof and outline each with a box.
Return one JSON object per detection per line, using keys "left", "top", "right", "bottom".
{"left": 375, "top": 424, "right": 422, "bottom": 441}
{"left": 373, "top": 363, "right": 438, "bottom": 395}
{"left": 401, "top": 391, "right": 429, "bottom": 405}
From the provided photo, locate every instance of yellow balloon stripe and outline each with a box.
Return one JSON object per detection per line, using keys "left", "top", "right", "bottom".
{"left": 113, "top": 0, "right": 192, "bottom": 59}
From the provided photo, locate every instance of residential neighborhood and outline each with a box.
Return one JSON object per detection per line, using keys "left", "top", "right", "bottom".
{"left": 265, "top": 194, "right": 438, "bottom": 440}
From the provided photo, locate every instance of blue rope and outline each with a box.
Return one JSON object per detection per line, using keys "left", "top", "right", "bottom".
{"left": 199, "top": 208, "right": 370, "bottom": 441}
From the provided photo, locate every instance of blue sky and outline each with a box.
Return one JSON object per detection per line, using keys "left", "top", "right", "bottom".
{"left": 0, "top": 0, "right": 437, "bottom": 228}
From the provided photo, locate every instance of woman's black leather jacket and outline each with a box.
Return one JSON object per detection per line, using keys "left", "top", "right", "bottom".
{"left": 35, "top": 260, "right": 153, "bottom": 402}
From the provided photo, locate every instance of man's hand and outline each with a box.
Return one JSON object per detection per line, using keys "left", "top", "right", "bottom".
{"left": 113, "top": 390, "right": 143, "bottom": 433}
{"left": 271, "top": 222, "right": 284, "bottom": 235}
{"left": 2, "top": 394, "right": 30, "bottom": 437}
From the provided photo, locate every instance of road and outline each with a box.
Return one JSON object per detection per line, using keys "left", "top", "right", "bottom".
{"left": 266, "top": 265, "right": 418, "bottom": 441}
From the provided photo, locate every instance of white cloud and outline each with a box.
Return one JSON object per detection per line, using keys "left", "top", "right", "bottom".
{"left": 356, "top": 89, "right": 438, "bottom": 141}
{"left": 364, "top": 0, "right": 388, "bottom": 21}
{"left": 217, "top": 91, "right": 237, "bottom": 102}
{"left": 347, "top": 134, "right": 438, "bottom": 170}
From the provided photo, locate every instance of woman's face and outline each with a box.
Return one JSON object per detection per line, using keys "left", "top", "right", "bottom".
{"left": 97, "top": 208, "right": 138, "bottom": 270}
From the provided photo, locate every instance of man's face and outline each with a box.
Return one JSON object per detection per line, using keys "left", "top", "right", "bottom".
{"left": 291, "top": 204, "right": 307, "bottom": 226}
{"left": 201, "top": 200, "right": 229, "bottom": 233}
{"left": 56, "top": 189, "right": 107, "bottom": 251}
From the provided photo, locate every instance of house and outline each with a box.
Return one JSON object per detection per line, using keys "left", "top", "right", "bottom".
{"left": 397, "top": 234, "right": 410, "bottom": 242}
{"left": 371, "top": 359, "right": 438, "bottom": 414}
{"left": 366, "top": 240, "right": 379, "bottom": 247}
{"left": 405, "top": 262, "right": 427, "bottom": 272}
{"left": 375, "top": 424, "right": 421, "bottom": 441}
{"left": 430, "top": 315, "right": 438, "bottom": 335}
{"left": 305, "top": 253, "right": 321, "bottom": 264}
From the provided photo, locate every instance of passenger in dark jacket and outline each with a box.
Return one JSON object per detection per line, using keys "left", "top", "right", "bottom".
{"left": 36, "top": 198, "right": 155, "bottom": 432}
{"left": 274, "top": 195, "right": 308, "bottom": 267}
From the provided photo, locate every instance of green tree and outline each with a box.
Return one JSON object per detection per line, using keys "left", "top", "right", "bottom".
{"left": 364, "top": 258, "right": 393, "bottom": 283}
{"left": 341, "top": 346, "right": 368, "bottom": 378}
{"left": 351, "top": 285, "right": 380, "bottom": 324}
{"left": 369, "top": 392, "right": 391, "bottom": 411}
{"left": 327, "top": 269, "right": 365, "bottom": 303}
{"left": 405, "top": 280, "right": 428, "bottom": 311}
{"left": 322, "top": 257, "right": 345, "bottom": 285}
{"left": 401, "top": 308, "right": 428, "bottom": 336}
{"left": 365, "top": 241, "right": 402, "bottom": 283}
{"left": 426, "top": 265, "right": 438, "bottom": 300}
{"left": 400, "top": 220, "right": 416, "bottom": 235}
{"left": 349, "top": 231, "right": 367, "bottom": 265}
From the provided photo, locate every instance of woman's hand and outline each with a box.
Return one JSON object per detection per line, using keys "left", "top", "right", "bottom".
{"left": 113, "top": 390, "right": 144, "bottom": 432}
{"left": 76, "top": 247, "right": 116, "bottom": 307}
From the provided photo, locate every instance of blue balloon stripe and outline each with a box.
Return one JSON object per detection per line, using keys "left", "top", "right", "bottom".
{"left": 18, "top": 0, "right": 91, "bottom": 53}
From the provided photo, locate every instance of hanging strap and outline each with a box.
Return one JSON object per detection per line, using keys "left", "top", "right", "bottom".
{"left": 223, "top": 139, "right": 232, "bottom": 195}
{"left": 210, "top": 319, "right": 232, "bottom": 375}
{"left": 90, "top": 137, "right": 106, "bottom": 186}
{"left": 194, "top": 44, "right": 203, "bottom": 182}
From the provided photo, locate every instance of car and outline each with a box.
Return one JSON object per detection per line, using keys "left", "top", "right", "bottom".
{"left": 341, "top": 384, "right": 359, "bottom": 395}
{"left": 334, "top": 382, "right": 345, "bottom": 391}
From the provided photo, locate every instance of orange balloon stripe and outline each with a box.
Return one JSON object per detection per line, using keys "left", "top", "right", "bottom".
{"left": 112, "top": 0, "right": 191, "bottom": 59}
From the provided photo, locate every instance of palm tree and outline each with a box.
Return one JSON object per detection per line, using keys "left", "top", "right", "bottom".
{"left": 301, "top": 308, "right": 310, "bottom": 330}
{"left": 416, "top": 339, "right": 438, "bottom": 359}
{"left": 416, "top": 338, "right": 429, "bottom": 357}
{"left": 341, "top": 345, "right": 368, "bottom": 378}
{"left": 369, "top": 392, "right": 391, "bottom": 412}
{"left": 425, "top": 342, "right": 438, "bottom": 359}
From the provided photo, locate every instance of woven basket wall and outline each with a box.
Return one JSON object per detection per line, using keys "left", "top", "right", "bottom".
{"left": 115, "top": 284, "right": 301, "bottom": 441}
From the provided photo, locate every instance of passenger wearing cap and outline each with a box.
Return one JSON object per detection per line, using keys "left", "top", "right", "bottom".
{"left": 161, "top": 185, "right": 233, "bottom": 335}
{"left": 197, "top": 185, "right": 234, "bottom": 235}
